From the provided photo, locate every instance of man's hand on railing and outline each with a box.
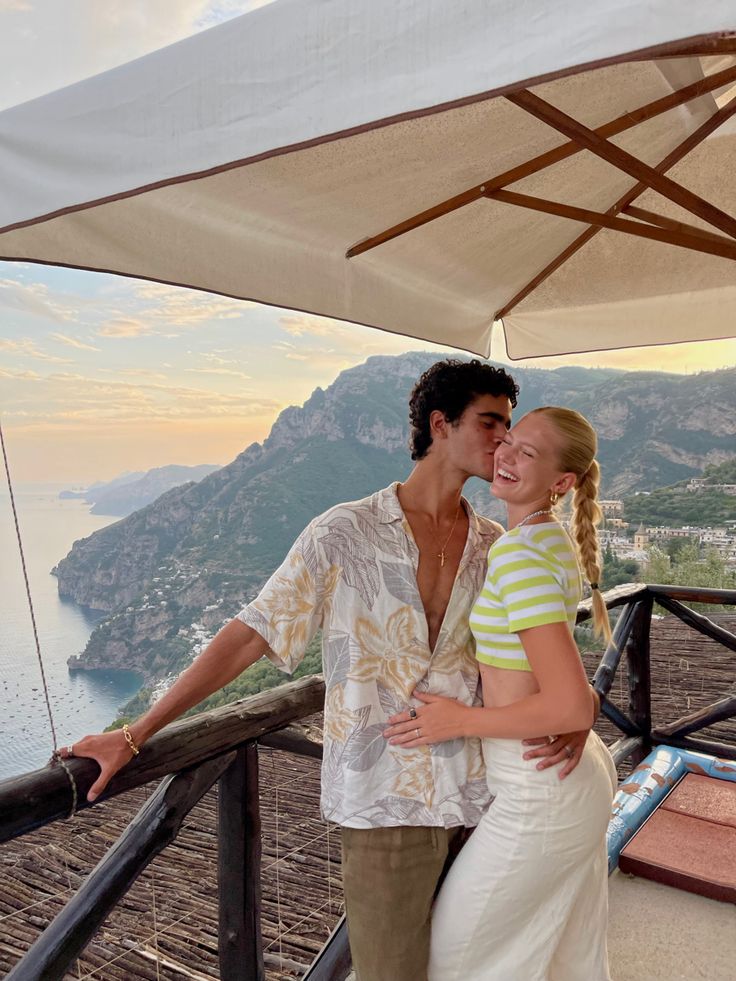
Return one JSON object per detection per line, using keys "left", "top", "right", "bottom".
{"left": 63, "top": 726, "right": 144, "bottom": 801}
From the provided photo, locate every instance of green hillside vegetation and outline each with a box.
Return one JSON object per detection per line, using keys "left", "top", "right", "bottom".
{"left": 703, "top": 459, "right": 736, "bottom": 484}
{"left": 645, "top": 544, "right": 736, "bottom": 609}
{"left": 623, "top": 489, "right": 733, "bottom": 527}
{"left": 109, "top": 633, "right": 323, "bottom": 730}
{"left": 623, "top": 463, "right": 735, "bottom": 527}
{"left": 182, "top": 633, "right": 323, "bottom": 718}
{"left": 601, "top": 546, "right": 640, "bottom": 589}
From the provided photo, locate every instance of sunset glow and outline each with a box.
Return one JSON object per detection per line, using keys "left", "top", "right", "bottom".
{"left": 1, "top": 2, "right": 733, "bottom": 483}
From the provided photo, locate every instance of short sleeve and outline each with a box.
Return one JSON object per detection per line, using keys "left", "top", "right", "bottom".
{"left": 488, "top": 542, "right": 569, "bottom": 633}
{"left": 236, "top": 523, "right": 324, "bottom": 673}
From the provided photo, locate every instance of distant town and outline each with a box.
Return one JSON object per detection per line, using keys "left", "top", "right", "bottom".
{"left": 598, "top": 477, "right": 736, "bottom": 569}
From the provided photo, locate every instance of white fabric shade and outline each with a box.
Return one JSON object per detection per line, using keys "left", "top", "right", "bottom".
{"left": 0, "top": 0, "right": 734, "bottom": 358}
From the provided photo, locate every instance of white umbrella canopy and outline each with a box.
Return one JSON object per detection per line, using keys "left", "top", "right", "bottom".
{"left": 0, "top": 0, "right": 734, "bottom": 359}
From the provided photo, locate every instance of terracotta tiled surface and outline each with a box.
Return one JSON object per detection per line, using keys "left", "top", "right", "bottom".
{"left": 620, "top": 801, "right": 736, "bottom": 903}
{"left": 661, "top": 772, "right": 736, "bottom": 830}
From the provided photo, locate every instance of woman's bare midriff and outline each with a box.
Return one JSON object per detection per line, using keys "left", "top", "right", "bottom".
{"left": 479, "top": 663, "right": 540, "bottom": 709}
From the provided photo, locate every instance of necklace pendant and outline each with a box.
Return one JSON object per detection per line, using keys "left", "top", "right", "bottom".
{"left": 439, "top": 551, "right": 445, "bottom": 567}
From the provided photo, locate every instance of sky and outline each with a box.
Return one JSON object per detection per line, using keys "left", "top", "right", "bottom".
{"left": 0, "top": 1, "right": 734, "bottom": 484}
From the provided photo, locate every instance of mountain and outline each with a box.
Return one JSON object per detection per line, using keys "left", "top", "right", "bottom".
{"left": 54, "top": 354, "right": 735, "bottom": 700}
{"left": 59, "top": 471, "right": 144, "bottom": 500}
{"left": 60, "top": 464, "right": 221, "bottom": 516}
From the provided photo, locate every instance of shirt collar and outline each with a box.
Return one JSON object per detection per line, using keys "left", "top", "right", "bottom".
{"left": 377, "top": 481, "right": 491, "bottom": 539}
{"left": 375, "top": 482, "right": 405, "bottom": 523}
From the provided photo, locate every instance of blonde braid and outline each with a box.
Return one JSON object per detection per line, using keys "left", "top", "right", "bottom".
{"left": 529, "top": 407, "right": 612, "bottom": 643}
{"left": 571, "top": 460, "right": 612, "bottom": 643}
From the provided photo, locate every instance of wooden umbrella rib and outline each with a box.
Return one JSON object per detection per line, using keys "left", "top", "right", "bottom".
{"left": 345, "top": 64, "right": 736, "bottom": 259}
{"left": 487, "top": 189, "right": 736, "bottom": 260}
{"left": 655, "top": 36, "right": 736, "bottom": 58}
{"left": 622, "top": 205, "right": 729, "bottom": 245}
{"left": 496, "top": 92, "right": 736, "bottom": 319}
{"left": 506, "top": 88, "right": 736, "bottom": 239}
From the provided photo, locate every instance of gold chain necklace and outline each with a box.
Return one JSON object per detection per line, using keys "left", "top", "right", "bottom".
{"left": 433, "top": 505, "right": 461, "bottom": 567}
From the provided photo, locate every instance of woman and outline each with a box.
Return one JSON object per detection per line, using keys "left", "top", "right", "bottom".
{"left": 384, "top": 407, "right": 617, "bottom": 981}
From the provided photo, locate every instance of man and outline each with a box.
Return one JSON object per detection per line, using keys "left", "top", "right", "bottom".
{"left": 72, "top": 359, "right": 589, "bottom": 981}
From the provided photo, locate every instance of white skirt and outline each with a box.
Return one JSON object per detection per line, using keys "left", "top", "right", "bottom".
{"left": 429, "top": 731, "right": 617, "bottom": 981}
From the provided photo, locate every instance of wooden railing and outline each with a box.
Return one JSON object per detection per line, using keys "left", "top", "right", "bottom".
{"left": 1, "top": 583, "right": 734, "bottom": 980}
{"left": 584, "top": 584, "right": 736, "bottom": 766}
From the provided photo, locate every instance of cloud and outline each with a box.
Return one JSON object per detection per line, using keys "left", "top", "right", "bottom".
{"left": 0, "top": 337, "right": 72, "bottom": 363}
{"left": 275, "top": 312, "right": 448, "bottom": 371}
{"left": 0, "top": 277, "right": 68, "bottom": 322}
{"left": 0, "top": 366, "right": 41, "bottom": 380}
{"left": 280, "top": 314, "right": 345, "bottom": 338}
{"left": 95, "top": 284, "right": 252, "bottom": 339}
{"left": 4, "top": 370, "right": 281, "bottom": 429}
{"left": 98, "top": 317, "right": 148, "bottom": 338}
{"left": 183, "top": 351, "right": 251, "bottom": 379}
{"left": 132, "top": 282, "right": 251, "bottom": 327}
{"left": 185, "top": 367, "right": 252, "bottom": 379}
{"left": 272, "top": 340, "right": 357, "bottom": 371}
{"left": 273, "top": 341, "right": 310, "bottom": 362}
{"left": 50, "top": 332, "right": 101, "bottom": 352}
{"left": 99, "top": 367, "right": 169, "bottom": 380}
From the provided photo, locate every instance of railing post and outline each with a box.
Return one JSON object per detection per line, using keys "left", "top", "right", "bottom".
{"left": 6, "top": 754, "right": 234, "bottom": 981}
{"left": 626, "top": 594, "right": 654, "bottom": 765}
{"left": 303, "top": 913, "right": 352, "bottom": 981}
{"left": 218, "top": 742, "right": 264, "bottom": 981}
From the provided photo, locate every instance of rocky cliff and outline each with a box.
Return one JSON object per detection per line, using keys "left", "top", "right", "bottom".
{"left": 55, "top": 354, "right": 735, "bottom": 696}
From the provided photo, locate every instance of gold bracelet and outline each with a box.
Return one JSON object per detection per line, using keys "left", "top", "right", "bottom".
{"left": 122, "top": 723, "right": 140, "bottom": 757}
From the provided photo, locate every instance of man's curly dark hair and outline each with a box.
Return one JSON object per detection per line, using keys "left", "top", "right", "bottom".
{"left": 408, "top": 359, "right": 519, "bottom": 460}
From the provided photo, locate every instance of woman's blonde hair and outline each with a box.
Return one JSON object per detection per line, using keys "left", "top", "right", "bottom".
{"left": 529, "top": 406, "right": 612, "bottom": 643}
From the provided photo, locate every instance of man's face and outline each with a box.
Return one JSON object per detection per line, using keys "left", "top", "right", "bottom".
{"left": 446, "top": 393, "right": 513, "bottom": 481}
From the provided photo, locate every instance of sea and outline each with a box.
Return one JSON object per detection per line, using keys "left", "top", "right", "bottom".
{"left": 0, "top": 484, "right": 143, "bottom": 781}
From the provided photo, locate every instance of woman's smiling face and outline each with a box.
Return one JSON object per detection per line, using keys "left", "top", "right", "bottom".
{"left": 491, "top": 412, "right": 575, "bottom": 511}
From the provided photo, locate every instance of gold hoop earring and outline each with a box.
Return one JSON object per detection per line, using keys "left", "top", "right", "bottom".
{"left": 550, "top": 491, "right": 559, "bottom": 506}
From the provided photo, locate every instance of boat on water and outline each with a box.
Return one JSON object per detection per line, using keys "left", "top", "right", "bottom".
{"left": 0, "top": 1, "right": 734, "bottom": 977}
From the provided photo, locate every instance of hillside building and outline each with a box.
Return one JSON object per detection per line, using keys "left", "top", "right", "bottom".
{"left": 637, "top": 524, "right": 736, "bottom": 568}
{"left": 686, "top": 478, "right": 736, "bottom": 495}
{"left": 645, "top": 526, "right": 697, "bottom": 541}
{"left": 633, "top": 524, "right": 649, "bottom": 550}
{"left": 686, "top": 478, "right": 707, "bottom": 491}
{"left": 605, "top": 517, "right": 629, "bottom": 530}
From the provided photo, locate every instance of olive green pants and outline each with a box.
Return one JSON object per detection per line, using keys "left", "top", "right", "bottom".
{"left": 341, "top": 826, "right": 464, "bottom": 981}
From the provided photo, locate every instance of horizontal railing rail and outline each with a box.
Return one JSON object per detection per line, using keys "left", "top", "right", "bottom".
{"left": 0, "top": 674, "right": 325, "bottom": 844}
{"left": 1, "top": 582, "right": 734, "bottom": 981}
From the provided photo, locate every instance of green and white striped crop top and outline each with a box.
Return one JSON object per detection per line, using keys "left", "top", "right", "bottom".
{"left": 470, "top": 522, "right": 582, "bottom": 672}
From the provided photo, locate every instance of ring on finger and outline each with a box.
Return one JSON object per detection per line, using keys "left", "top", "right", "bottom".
{"left": 409, "top": 707, "right": 418, "bottom": 720}
{"left": 66, "top": 745, "right": 75, "bottom": 758}
{"left": 548, "top": 735, "right": 557, "bottom": 744}
{"left": 415, "top": 728, "right": 421, "bottom": 738}
{"left": 565, "top": 745, "right": 574, "bottom": 758}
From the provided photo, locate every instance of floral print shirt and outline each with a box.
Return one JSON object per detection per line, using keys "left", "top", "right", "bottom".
{"left": 237, "top": 483, "right": 503, "bottom": 828}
